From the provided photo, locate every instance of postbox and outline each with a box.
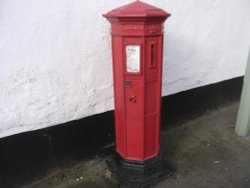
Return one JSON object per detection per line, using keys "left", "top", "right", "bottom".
{"left": 104, "top": 1, "right": 170, "bottom": 164}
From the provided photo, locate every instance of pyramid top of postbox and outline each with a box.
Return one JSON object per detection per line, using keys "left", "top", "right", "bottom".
{"left": 103, "top": 0, "right": 171, "bottom": 19}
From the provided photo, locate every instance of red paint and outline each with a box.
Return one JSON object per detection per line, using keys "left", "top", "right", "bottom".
{"left": 104, "top": 1, "right": 170, "bottom": 161}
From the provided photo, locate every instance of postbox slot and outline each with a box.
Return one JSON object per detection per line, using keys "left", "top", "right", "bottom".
{"left": 150, "top": 43, "right": 156, "bottom": 68}
{"left": 146, "top": 39, "right": 159, "bottom": 82}
{"left": 147, "top": 41, "right": 157, "bottom": 69}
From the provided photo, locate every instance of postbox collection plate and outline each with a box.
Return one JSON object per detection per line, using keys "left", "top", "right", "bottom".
{"left": 126, "top": 45, "right": 140, "bottom": 73}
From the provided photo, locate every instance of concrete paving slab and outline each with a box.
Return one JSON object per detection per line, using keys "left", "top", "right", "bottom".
{"left": 24, "top": 102, "right": 250, "bottom": 188}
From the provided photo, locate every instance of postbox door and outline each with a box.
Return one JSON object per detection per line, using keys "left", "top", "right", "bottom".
{"left": 123, "top": 38, "right": 144, "bottom": 160}
{"left": 124, "top": 79, "right": 144, "bottom": 159}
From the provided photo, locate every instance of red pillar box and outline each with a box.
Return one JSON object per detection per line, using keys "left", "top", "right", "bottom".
{"left": 104, "top": 0, "right": 171, "bottom": 173}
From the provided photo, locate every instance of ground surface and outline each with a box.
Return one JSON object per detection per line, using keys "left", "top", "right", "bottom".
{"left": 24, "top": 102, "right": 250, "bottom": 188}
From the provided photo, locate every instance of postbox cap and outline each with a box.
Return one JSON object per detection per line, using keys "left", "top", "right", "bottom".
{"left": 103, "top": 1, "right": 171, "bottom": 19}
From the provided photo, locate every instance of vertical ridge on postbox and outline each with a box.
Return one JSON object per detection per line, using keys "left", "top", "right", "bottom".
{"left": 104, "top": 1, "right": 170, "bottom": 161}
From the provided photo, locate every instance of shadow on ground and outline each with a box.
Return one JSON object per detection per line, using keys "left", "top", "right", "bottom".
{"left": 24, "top": 102, "right": 250, "bottom": 188}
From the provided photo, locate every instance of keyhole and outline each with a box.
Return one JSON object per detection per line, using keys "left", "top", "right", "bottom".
{"left": 129, "top": 96, "right": 136, "bottom": 103}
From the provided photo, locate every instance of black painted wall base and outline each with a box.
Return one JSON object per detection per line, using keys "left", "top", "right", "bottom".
{"left": 0, "top": 77, "right": 243, "bottom": 188}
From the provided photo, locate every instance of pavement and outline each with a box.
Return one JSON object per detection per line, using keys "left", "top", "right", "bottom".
{"left": 24, "top": 102, "right": 250, "bottom": 188}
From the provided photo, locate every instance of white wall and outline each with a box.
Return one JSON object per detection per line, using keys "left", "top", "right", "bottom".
{"left": 0, "top": 0, "right": 250, "bottom": 138}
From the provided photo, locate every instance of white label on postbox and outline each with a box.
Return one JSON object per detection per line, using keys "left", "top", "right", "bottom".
{"left": 126, "top": 45, "right": 140, "bottom": 73}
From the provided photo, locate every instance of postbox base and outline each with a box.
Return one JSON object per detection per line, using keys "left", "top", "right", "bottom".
{"left": 106, "top": 152, "right": 173, "bottom": 188}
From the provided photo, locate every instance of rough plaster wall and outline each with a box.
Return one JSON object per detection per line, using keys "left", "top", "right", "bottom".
{"left": 161, "top": 0, "right": 250, "bottom": 95}
{"left": 0, "top": 0, "right": 250, "bottom": 138}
